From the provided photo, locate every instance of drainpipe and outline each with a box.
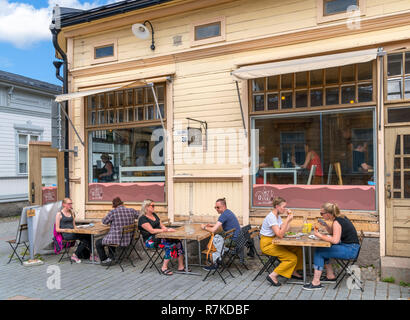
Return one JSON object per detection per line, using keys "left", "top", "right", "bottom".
{"left": 50, "top": 6, "right": 70, "bottom": 198}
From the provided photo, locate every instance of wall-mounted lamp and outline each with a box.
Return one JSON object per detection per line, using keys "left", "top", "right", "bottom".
{"left": 131, "top": 20, "right": 155, "bottom": 50}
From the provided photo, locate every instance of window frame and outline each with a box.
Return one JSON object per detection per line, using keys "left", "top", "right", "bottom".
{"left": 384, "top": 50, "right": 410, "bottom": 104}
{"left": 250, "top": 106, "right": 377, "bottom": 209}
{"left": 248, "top": 61, "right": 376, "bottom": 116}
{"left": 91, "top": 39, "right": 118, "bottom": 65}
{"left": 84, "top": 83, "right": 167, "bottom": 205}
{"left": 190, "top": 16, "right": 226, "bottom": 47}
{"left": 317, "top": 0, "right": 366, "bottom": 24}
{"left": 16, "top": 131, "right": 41, "bottom": 175}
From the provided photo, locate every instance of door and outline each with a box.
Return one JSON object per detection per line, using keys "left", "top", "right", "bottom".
{"left": 28, "top": 141, "right": 65, "bottom": 206}
{"left": 385, "top": 127, "right": 410, "bottom": 257}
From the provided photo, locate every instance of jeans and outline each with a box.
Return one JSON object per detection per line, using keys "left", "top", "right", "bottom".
{"left": 95, "top": 238, "right": 116, "bottom": 261}
{"left": 313, "top": 243, "right": 360, "bottom": 271}
{"left": 62, "top": 233, "right": 92, "bottom": 259}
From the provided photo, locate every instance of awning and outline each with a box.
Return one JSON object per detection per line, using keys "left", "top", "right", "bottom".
{"left": 55, "top": 80, "right": 148, "bottom": 102}
{"left": 231, "top": 48, "right": 379, "bottom": 80}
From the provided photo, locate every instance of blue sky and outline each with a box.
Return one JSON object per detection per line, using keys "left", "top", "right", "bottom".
{"left": 0, "top": 0, "right": 120, "bottom": 85}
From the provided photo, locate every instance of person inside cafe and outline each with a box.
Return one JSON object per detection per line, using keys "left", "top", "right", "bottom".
{"left": 256, "top": 145, "right": 269, "bottom": 184}
{"left": 98, "top": 153, "right": 114, "bottom": 182}
{"left": 303, "top": 202, "right": 360, "bottom": 291}
{"left": 201, "top": 197, "right": 242, "bottom": 270}
{"left": 138, "top": 199, "right": 187, "bottom": 275}
{"left": 353, "top": 141, "right": 373, "bottom": 173}
{"left": 96, "top": 197, "right": 140, "bottom": 266}
{"left": 259, "top": 196, "right": 303, "bottom": 286}
{"left": 293, "top": 141, "right": 323, "bottom": 184}
{"left": 55, "top": 198, "right": 94, "bottom": 263}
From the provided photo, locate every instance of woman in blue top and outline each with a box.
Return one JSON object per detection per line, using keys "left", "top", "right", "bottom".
{"left": 303, "top": 202, "right": 360, "bottom": 291}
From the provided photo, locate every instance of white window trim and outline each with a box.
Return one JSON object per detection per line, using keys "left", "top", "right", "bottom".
{"left": 15, "top": 130, "right": 42, "bottom": 175}
{"left": 190, "top": 16, "right": 226, "bottom": 47}
{"left": 317, "top": 0, "right": 366, "bottom": 24}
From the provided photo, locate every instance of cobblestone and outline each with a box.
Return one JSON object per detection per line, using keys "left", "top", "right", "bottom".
{"left": 0, "top": 218, "right": 409, "bottom": 301}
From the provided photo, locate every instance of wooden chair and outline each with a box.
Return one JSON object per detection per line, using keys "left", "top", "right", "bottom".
{"left": 6, "top": 224, "right": 29, "bottom": 265}
{"left": 105, "top": 223, "right": 137, "bottom": 272}
{"left": 327, "top": 162, "right": 343, "bottom": 185}
{"left": 307, "top": 165, "right": 317, "bottom": 185}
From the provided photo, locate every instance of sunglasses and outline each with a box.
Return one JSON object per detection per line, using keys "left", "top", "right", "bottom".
{"left": 320, "top": 211, "right": 327, "bottom": 216}
{"left": 214, "top": 206, "right": 221, "bottom": 209}
{"left": 66, "top": 202, "right": 73, "bottom": 205}
{"left": 150, "top": 204, "right": 155, "bottom": 208}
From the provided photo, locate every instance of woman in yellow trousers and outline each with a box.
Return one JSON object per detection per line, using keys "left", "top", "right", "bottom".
{"left": 259, "top": 197, "right": 303, "bottom": 286}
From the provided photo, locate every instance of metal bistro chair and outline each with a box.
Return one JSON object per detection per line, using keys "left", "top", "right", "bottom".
{"left": 124, "top": 228, "right": 143, "bottom": 262}
{"left": 202, "top": 228, "right": 236, "bottom": 284}
{"left": 250, "top": 227, "right": 280, "bottom": 281}
{"left": 105, "top": 223, "right": 137, "bottom": 272}
{"left": 223, "top": 227, "right": 249, "bottom": 276}
{"left": 139, "top": 234, "right": 164, "bottom": 275}
{"left": 6, "top": 223, "right": 29, "bottom": 265}
{"left": 333, "top": 230, "right": 365, "bottom": 292}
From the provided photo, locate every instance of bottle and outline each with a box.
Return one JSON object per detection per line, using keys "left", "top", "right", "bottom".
{"left": 286, "top": 153, "right": 291, "bottom": 168}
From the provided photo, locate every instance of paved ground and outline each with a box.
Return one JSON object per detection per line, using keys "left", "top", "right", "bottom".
{"left": 0, "top": 216, "right": 408, "bottom": 301}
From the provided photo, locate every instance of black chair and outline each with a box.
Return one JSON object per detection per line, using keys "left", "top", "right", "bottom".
{"left": 6, "top": 223, "right": 29, "bottom": 265}
{"left": 124, "top": 229, "right": 143, "bottom": 262}
{"left": 105, "top": 223, "right": 137, "bottom": 272}
{"left": 139, "top": 235, "right": 164, "bottom": 275}
{"left": 333, "top": 230, "right": 364, "bottom": 292}
{"left": 223, "top": 227, "right": 249, "bottom": 275}
{"left": 202, "top": 228, "right": 236, "bottom": 284}
{"left": 249, "top": 227, "right": 280, "bottom": 281}
{"left": 58, "top": 239, "right": 77, "bottom": 264}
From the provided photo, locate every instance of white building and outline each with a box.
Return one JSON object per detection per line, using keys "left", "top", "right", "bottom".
{"left": 0, "top": 70, "right": 61, "bottom": 216}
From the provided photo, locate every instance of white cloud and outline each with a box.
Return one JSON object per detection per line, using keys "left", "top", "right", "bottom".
{"left": 0, "top": 0, "right": 121, "bottom": 49}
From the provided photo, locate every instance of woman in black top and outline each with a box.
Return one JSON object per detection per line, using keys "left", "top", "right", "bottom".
{"left": 138, "top": 199, "right": 187, "bottom": 275}
{"left": 55, "top": 198, "right": 93, "bottom": 263}
{"left": 303, "top": 202, "right": 360, "bottom": 291}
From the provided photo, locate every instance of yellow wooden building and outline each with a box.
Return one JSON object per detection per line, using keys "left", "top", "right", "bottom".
{"left": 43, "top": 0, "right": 410, "bottom": 281}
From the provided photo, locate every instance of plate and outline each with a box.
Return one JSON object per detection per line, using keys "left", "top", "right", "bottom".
{"left": 308, "top": 235, "right": 318, "bottom": 240}
{"left": 285, "top": 232, "right": 304, "bottom": 238}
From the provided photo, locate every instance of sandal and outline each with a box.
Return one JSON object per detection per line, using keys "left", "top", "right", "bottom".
{"left": 177, "top": 267, "right": 192, "bottom": 272}
{"left": 161, "top": 269, "right": 173, "bottom": 276}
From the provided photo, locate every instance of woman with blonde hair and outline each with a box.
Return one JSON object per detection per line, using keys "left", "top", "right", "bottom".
{"left": 55, "top": 198, "right": 94, "bottom": 263}
{"left": 259, "top": 197, "right": 303, "bottom": 286}
{"left": 303, "top": 202, "right": 360, "bottom": 291}
{"left": 138, "top": 199, "right": 187, "bottom": 275}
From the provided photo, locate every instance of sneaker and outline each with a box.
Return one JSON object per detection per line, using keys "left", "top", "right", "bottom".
{"left": 203, "top": 263, "right": 218, "bottom": 271}
{"left": 101, "top": 258, "right": 112, "bottom": 266}
{"left": 302, "top": 282, "right": 323, "bottom": 291}
{"left": 89, "top": 255, "right": 100, "bottom": 263}
{"left": 70, "top": 255, "right": 81, "bottom": 264}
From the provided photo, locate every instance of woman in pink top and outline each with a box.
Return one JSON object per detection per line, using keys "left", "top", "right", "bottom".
{"left": 296, "top": 143, "right": 323, "bottom": 184}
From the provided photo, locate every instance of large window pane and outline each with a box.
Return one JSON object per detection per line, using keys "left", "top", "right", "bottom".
{"left": 252, "top": 109, "right": 375, "bottom": 208}
{"left": 88, "top": 126, "right": 165, "bottom": 202}
{"left": 388, "top": 53, "right": 403, "bottom": 76}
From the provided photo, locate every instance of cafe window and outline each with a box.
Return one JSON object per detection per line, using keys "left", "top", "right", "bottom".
{"left": 252, "top": 108, "right": 376, "bottom": 210}
{"left": 250, "top": 61, "right": 374, "bottom": 113}
{"left": 86, "top": 84, "right": 166, "bottom": 203}
{"left": 386, "top": 51, "right": 410, "bottom": 102}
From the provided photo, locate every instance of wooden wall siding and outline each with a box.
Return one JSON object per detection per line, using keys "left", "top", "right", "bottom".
{"left": 71, "top": 0, "right": 410, "bottom": 70}
{"left": 85, "top": 204, "right": 168, "bottom": 220}
{"left": 173, "top": 181, "right": 243, "bottom": 219}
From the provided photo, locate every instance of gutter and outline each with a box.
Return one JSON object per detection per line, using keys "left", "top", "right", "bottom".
{"left": 60, "top": 0, "right": 174, "bottom": 28}
{"left": 50, "top": 9, "right": 70, "bottom": 198}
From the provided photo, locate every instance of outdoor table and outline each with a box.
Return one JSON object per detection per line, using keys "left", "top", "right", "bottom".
{"left": 271, "top": 232, "right": 331, "bottom": 285}
{"left": 156, "top": 223, "right": 212, "bottom": 276}
{"left": 63, "top": 222, "right": 110, "bottom": 264}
